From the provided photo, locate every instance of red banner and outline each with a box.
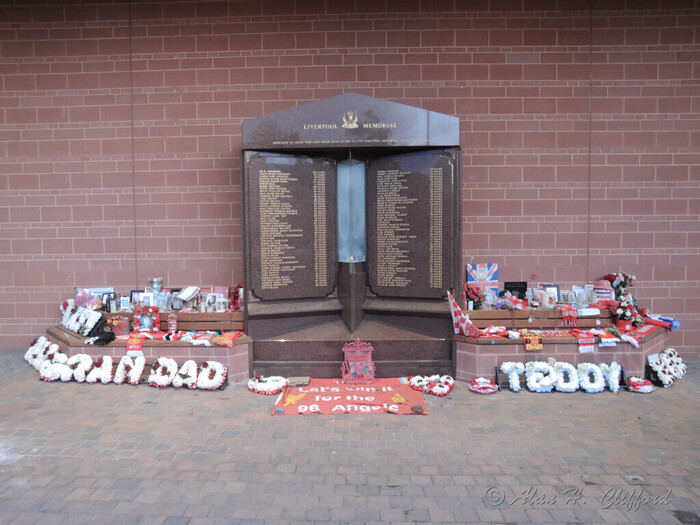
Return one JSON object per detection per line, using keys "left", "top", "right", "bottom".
{"left": 272, "top": 378, "right": 427, "bottom": 415}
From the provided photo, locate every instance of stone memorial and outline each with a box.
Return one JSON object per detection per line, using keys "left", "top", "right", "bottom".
{"left": 242, "top": 93, "right": 461, "bottom": 378}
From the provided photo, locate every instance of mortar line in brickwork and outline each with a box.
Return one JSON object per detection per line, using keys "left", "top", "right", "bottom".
{"left": 586, "top": 0, "right": 593, "bottom": 284}
{"left": 128, "top": 0, "right": 139, "bottom": 289}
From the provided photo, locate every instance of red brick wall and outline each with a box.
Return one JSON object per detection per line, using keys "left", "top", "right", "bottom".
{"left": 2, "top": 1, "right": 698, "bottom": 356}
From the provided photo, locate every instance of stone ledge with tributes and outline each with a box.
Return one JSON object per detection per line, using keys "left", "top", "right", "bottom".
{"left": 449, "top": 271, "right": 679, "bottom": 382}
{"left": 46, "top": 290, "right": 251, "bottom": 383}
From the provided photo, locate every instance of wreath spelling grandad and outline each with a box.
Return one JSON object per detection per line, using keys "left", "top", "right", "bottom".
{"left": 410, "top": 375, "right": 455, "bottom": 396}
{"left": 248, "top": 375, "right": 287, "bottom": 395}
{"left": 133, "top": 305, "right": 160, "bottom": 333}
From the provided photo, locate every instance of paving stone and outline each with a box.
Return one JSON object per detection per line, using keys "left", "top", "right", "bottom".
{"left": 1, "top": 353, "right": 699, "bottom": 525}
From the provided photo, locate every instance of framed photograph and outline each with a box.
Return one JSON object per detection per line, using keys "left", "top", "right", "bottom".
{"left": 119, "top": 297, "right": 130, "bottom": 310}
{"left": 206, "top": 293, "right": 218, "bottom": 312}
{"left": 87, "top": 286, "right": 114, "bottom": 295}
{"left": 141, "top": 292, "right": 154, "bottom": 307}
{"left": 571, "top": 285, "right": 586, "bottom": 305}
{"left": 504, "top": 281, "right": 527, "bottom": 300}
{"left": 585, "top": 284, "right": 595, "bottom": 303}
{"left": 130, "top": 290, "right": 142, "bottom": 303}
{"left": 544, "top": 285, "right": 560, "bottom": 303}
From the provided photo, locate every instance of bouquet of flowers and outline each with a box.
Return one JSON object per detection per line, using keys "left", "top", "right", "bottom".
{"left": 616, "top": 292, "right": 644, "bottom": 327}
{"left": 604, "top": 271, "right": 636, "bottom": 297}
{"left": 463, "top": 283, "right": 486, "bottom": 309}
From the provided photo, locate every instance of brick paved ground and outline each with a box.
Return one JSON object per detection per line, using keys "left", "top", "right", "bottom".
{"left": 1, "top": 351, "right": 698, "bottom": 525}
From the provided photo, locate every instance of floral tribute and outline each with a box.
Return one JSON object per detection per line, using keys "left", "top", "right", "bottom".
{"left": 132, "top": 305, "right": 160, "bottom": 333}
{"left": 603, "top": 272, "right": 636, "bottom": 297}
{"left": 409, "top": 374, "right": 455, "bottom": 396}
{"left": 468, "top": 377, "right": 498, "bottom": 395}
{"left": 172, "top": 360, "right": 199, "bottom": 389}
{"left": 649, "top": 348, "right": 687, "bottom": 388}
{"left": 500, "top": 359, "right": 623, "bottom": 394}
{"left": 148, "top": 357, "right": 178, "bottom": 388}
{"left": 616, "top": 292, "right": 644, "bottom": 327}
{"left": 247, "top": 375, "right": 287, "bottom": 395}
{"left": 197, "top": 361, "right": 227, "bottom": 390}
{"left": 500, "top": 362, "right": 525, "bottom": 391}
{"left": 627, "top": 377, "right": 654, "bottom": 393}
{"left": 85, "top": 357, "right": 114, "bottom": 384}
{"left": 61, "top": 303, "right": 102, "bottom": 337}
{"left": 463, "top": 283, "right": 486, "bottom": 309}
{"left": 603, "top": 270, "right": 644, "bottom": 327}
{"left": 24, "top": 337, "right": 226, "bottom": 391}
{"left": 113, "top": 355, "right": 147, "bottom": 385}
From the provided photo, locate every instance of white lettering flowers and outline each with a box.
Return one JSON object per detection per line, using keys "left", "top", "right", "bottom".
{"left": 25, "top": 338, "right": 227, "bottom": 390}
{"left": 501, "top": 360, "right": 622, "bottom": 393}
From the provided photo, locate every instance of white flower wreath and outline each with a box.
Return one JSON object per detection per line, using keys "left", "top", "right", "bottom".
{"left": 85, "top": 356, "right": 114, "bottom": 384}
{"left": 113, "top": 355, "right": 146, "bottom": 385}
{"left": 26, "top": 337, "right": 50, "bottom": 368}
{"left": 247, "top": 375, "right": 288, "bottom": 395}
{"left": 577, "top": 363, "right": 606, "bottom": 393}
{"left": 61, "top": 299, "right": 75, "bottom": 326}
{"left": 80, "top": 310, "right": 102, "bottom": 336}
{"left": 65, "top": 353, "right": 94, "bottom": 382}
{"left": 148, "top": 357, "right": 178, "bottom": 388}
{"left": 39, "top": 359, "right": 67, "bottom": 382}
{"left": 172, "top": 360, "right": 199, "bottom": 389}
{"left": 33, "top": 343, "right": 62, "bottom": 371}
{"left": 525, "top": 361, "right": 557, "bottom": 393}
{"left": 599, "top": 361, "right": 622, "bottom": 393}
{"left": 66, "top": 310, "right": 82, "bottom": 332}
{"left": 25, "top": 337, "right": 48, "bottom": 365}
{"left": 37, "top": 343, "right": 70, "bottom": 382}
{"left": 663, "top": 348, "right": 687, "bottom": 379}
{"left": 553, "top": 361, "right": 580, "bottom": 393}
{"left": 409, "top": 374, "right": 455, "bottom": 396}
{"left": 197, "top": 361, "right": 227, "bottom": 390}
{"left": 500, "top": 362, "right": 525, "bottom": 391}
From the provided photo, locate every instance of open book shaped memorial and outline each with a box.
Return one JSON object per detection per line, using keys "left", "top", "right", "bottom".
{"left": 242, "top": 93, "right": 462, "bottom": 378}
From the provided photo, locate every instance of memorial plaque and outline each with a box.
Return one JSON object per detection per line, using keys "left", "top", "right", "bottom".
{"left": 367, "top": 149, "right": 459, "bottom": 299}
{"left": 245, "top": 152, "right": 337, "bottom": 301}
{"left": 242, "top": 92, "right": 459, "bottom": 150}
{"left": 242, "top": 93, "right": 461, "bottom": 378}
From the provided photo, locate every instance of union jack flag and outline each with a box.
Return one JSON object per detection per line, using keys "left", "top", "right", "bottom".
{"left": 466, "top": 263, "right": 499, "bottom": 299}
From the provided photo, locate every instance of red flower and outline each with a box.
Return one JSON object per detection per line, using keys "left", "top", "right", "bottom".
{"left": 463, "top": 283, "right": 485, "bottom": 303}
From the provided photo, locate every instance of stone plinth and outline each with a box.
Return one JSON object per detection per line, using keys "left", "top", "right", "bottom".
{"left": 46, "top": 326, "right": 252, "bottom": 383}
{"left": 454, "top": 329, "right": 669, "bottom": 382}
